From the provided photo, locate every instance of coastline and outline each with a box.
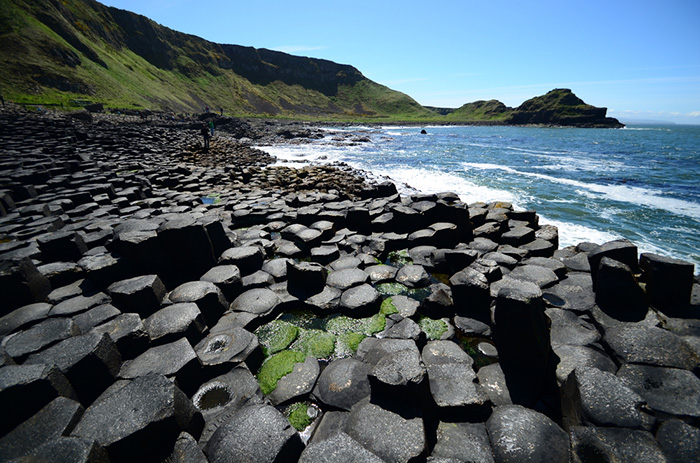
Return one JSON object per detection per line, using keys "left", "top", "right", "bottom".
{"left": 0, "top": 107, "right": 698, "bottom": 462}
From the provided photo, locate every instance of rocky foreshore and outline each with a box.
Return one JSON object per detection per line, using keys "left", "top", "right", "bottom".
{"left": 0, "top": 107, "right": 699, "bottom": 463}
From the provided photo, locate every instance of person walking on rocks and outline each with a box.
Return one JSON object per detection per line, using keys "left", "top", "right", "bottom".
{"left": 208, "top": 120, "right": 215, "bottom": 137}
{"left": 200, "top": 123, "right": 210, "bottom": 151}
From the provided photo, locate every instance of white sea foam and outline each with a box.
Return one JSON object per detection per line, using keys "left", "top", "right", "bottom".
{"left": 462, "top": 162, "right": 700, "bottom": 220}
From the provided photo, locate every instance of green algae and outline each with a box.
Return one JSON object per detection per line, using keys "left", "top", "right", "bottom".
{"left": 376, "top": 282, "right": 410, "bottom": 297}
{"left": 257, "top": 350, "right": 307, "bottom": 395}
{"left": 337, "top": 332, "right": 366, "bottom": 354}
{"left": 286, "top": 402, "right": 312, "bottom": 431}
{"left": 255, "top": 320, "right": 300, "bottom": 355}
{"left": 419, "top": 317, "right": 449, "bottom": 340}
{"left": 386, "top": 249, "right": 412, "bottom": 267}
{"left": 291, "top": 329, "right": 336, "bottom": 359}
{"left": 380, "top": 297, "right": 399, "bottom": 316}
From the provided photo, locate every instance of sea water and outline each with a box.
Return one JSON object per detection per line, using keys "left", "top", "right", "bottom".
{"left": 259, "top": 124, "right": 700, "bottom": 273}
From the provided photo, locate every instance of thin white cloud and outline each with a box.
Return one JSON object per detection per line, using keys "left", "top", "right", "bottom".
{"left": 273, "top": 45, "right": 327, "bottom": 54}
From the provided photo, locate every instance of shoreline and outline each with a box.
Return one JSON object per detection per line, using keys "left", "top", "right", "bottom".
{"left": 0, "top": 107, "right": 698, "bottom": 462}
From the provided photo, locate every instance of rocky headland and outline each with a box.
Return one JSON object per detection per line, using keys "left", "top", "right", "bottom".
{"left": 0, "top": 107, "right": 698, "bottom": 462}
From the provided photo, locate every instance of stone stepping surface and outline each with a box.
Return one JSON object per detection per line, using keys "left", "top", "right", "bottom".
{"left": 0, "top": 111, "right": 699, "bottom": 462}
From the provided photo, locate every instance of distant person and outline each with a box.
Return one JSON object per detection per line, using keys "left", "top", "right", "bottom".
{"left": 208, "top": 120, "right": 215, "bottom": 137}
{"left": 220, "top": 107, "right": 223, "bottom": 116}
{"left": 0, "top": 94, "right": 4, "bottom": 107}
{"left": 200, "top": 123, "right": 210, "bottom": 150}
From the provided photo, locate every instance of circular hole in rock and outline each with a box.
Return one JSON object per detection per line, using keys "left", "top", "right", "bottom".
{"left": 193, "top": 382, "right": 233, "bottom": 411}
{"left": 206, "top": 334, "right": 232, "bottom": 354}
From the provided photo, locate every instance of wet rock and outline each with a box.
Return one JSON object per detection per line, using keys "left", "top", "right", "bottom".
{"left": 0, "top": 364, "right": 77, "bottom": 437}
{"left": 168, "top": 280, "right": 228, "bottom": 327}
{"left": 384, "top": 317, "right": 421, "bottom": 340}
{"left": 561, "top": 366, "right": 655, "bottom": 431}
{"left": 204, "top": 403, "right": 302, "bottom": 463}
{"left": 617, "top": 364, "right": 700, "bottom": 418}
{"left": 25, "top": 332, "right": 121, "bottom": 406}
{"left": 312, "top": 357, "right": 371, "bottom": 411}
{"left": 569, "top": 426, "right": 665, "bottom": 463}
{"left": 345, "top": 397, "right": 426, "bottom": 463}
{"left": 547, "top": 308, "right": 600, "bottom": 347}
{"left": 0, "top": 396, "right": 83, "bottom": 461}
{"left": 476, "top": 363, "right": 513, "bottom": 406}
{"left": 552, "top": 344, "right": 617, "bottom": 385}
{"left": 71, "top": 373, "right": 204, "bottom": 462}
{"left": 299, "top": 431, "right": 383, "bottom": 463}
{"left": 107, "top": 274, "right": 167, "bottom": 317}
{"left": 396, "top": 264, "right": 431, "bottom": 288}
{"left": 487, "top": 405, "right": 569, "bottom": 463}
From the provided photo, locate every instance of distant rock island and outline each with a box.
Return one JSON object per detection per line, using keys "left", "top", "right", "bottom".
{"left": 0, "top": 0, "right": 623, "bottom": 127}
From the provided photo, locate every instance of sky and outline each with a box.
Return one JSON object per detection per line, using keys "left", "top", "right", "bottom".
{"left": 100, "top": 0, "right": 700, "bottom": 124}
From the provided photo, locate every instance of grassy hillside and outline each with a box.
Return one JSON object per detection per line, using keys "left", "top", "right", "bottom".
{"left": 0, "top": 0, "right": 435, "bottom": 120}
{"left": 445, "top": 99, "right": 512, "bottom": 122}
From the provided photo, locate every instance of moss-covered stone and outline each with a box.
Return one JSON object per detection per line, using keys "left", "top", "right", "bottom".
{"left": 386, "top": 249, "right": 412, "bottom": 267}
{"left": 376, "top": 282, "right": 410, "bottom": 297}
{"left": 380, "top": 297, "right": 399, "bottom": 316}
{"left": 291, "top": 329, "right": 336, "bottom": 359}
{"left": 338, "top": 332, "right": 366, "bottom": 354}
{"left": 257, "top": 350, "right": 307, "bottom": 395}
{"left": 419, "top": 317, "right": 449, "bottom": 340}
{"left": 255, "top": 320, "right": 300, "bottom": 355}
{"left": 286, "top": 402, "right": 312, "bottom": 431}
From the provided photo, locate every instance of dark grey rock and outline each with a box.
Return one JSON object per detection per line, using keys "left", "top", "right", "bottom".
{"left": 547, "top": 308, "right": 600, "bottom": 347}
{"left": 241, "top": 269, "right": 274, "bottom": 289}
{"left": 77, "top": 252, "right": 131, "bottom": 290}
{"left": 588, "top": 239, "right": 639, "bottom": 288}
{"left": 384, "top": 317, "right": 421, "bottom": 340}
{"left": 500, "top": 226, "right": 535, "bottom": 246}
{"left": 327, "top": 268, "right": 369, "bottom": 290}
{"left": 200, "top": 265, "right": 243, "bottom": 301}
{"left": 561, "top": 252, "right": 591, "bottom": 272}
{"left": 443, "top": 249, "right": 479, "bottom": 273}
{"left": 358, "top": 338, "right": 425, "bottom": 392}
{"left": 449, "top": 267, "right": 491, "bottom": 322}
{"left": 339, "top": 284, "right": 381, "bottom": 317}
{"left": 422, "top": 340, "right": 486, "bottom": 408}
{"left": 604, "top": 324, "right": 700, "bottom": 371}
{"left": 144, "top": 302, "right": 207, "bottom": 346}
{"left": 617, "top": 363, "right": 700, "bottom": 418}
{"left": 195, "top": 327, "right": 259, "bottom": 369}
{"left": 287, "top": 261, "right": 327, "bottom": 299}
{"left": 0, "top": 364, "right": 77, "bottom": 438}
{"left": 543, "top": 282, "right": 596, "bottom": 313}
{"left": 420, "top": 283, "right": 454, "bottom": 318}
{"left": 49, "top": 291, "right": 111, "bottom": 318}
{"left": 482, "top": 251, "right": 518, "bottom": 270}
{"left": 310, "top": 245, "right": 340, "bottom": 265}
{"left": 569, "top": 426, "right": 665, "bottom": 463}
{"left": 640, "top": 252, "right": 694, "bottom": 315}
{"left": 595, "top": 257, "right": 648, "bottom": 321}
{"left": 476, "top": 363, "right": 513, "bottom": 406}
{"left": 191, "top": 366, "right": 262, "bottom": 419}
{"left": 231, "top": 287, "right": 280, "bottom": 317}
{"left": 158, "top": 215, "right": 216, "bottom": 284}
{"left": 261, "top": 258, "right": 291, "bottom": 281}
{"left": 453, "top": 316, "right": 491, "bottom": 337}
{"left": 4, "top": 318, "right": 80, "bottom": 361}
{"left": 166, "top": 432, "right": 208, "bottom": 463}
{"left": 25, "top": 332, "right": 121, "bottom": 406}
{"left": 0, "top": 258, "right": 51, "bottom": 313}
{"left": 111, "top": 229, "right": 169, "bottom": 278}
{"left": 119, "top": 337, "right": 201, "bottom": 395}
{"left": 0, "top": 302, "right": 52, "bottom": 336}
{"left": 37, "top": 230, "right": 88, "bottom": 263}
{"left": 312, "top": 358, "right": 371, "bottom": 411}
{"left": 553, "top": 344, "right": 617, "bottom": 385}
{"left": 487, "top": 405, "right": 569, "bottom": 463}
{"left": 306, "top": 285, "right": 342, "bottom": 312}
{"left": 561, "top": 367, "right": 655, "bottom": 431}
{"left": 431, "top": 421, "right": 494, "bottom": 463}
{"left": 72, "top": 303, "right": 120, "bottom": 333}
{"left": 396, "top": 264, "right": 431, "bottom": 288}
{"left": 0, "top": 396, "right": 83, "bottom": 461}
{"left": 6, "top": 436, "right": 110, "bottom": 463}
{"left": 268, "top": 355, "right": 320, "bottom": 405}
{"left": 508, "top": 264, "right": 559, "bottom": 288}
{"left": 47, "top": 279, "right": 94, "bottom": 305}
{"left": 345, "top": 397, "right": 426, "bottom": 463}
{"left": 299, "top": 431, "right": 384, "bottom": 463}
{"left": 91, "top": 313, "right": 149, "bottom": 360}
{"left": 37, "top": 261, "right": 84, "bottom": 288}
{"left": 168, "top": 280, "right": 228, "bottom": 327}
{"left": 523, "top": 256, "right": 567, "bottom": 278}
{"left": 389, "top": 295, "right": 419, "bottom": 318}
{"left": 204, "top": 403, "right": 302, "bottom": 463}
{"left": 71, "top": 374, "right": 203, "bottom": 462}
{"left": 218, "top": 245, "right": 265, "bottom": 276}
{"left": 655, "top": 419, "right": 700, "bottom": 463}
{"left": 107, "top": 274, "right": 166, "bottom": 317}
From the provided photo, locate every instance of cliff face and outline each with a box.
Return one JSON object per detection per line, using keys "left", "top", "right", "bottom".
{"left": 0, "top": 0, "right": 430, "bottom": 117}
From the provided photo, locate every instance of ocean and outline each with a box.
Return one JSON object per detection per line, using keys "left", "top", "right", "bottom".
{"left": 258, "top": 124, "right": 700, "bottom": 274}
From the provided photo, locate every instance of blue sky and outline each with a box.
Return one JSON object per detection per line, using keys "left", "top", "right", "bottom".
{"left": 100, "top": 0, "right": 700, "bottom": 124}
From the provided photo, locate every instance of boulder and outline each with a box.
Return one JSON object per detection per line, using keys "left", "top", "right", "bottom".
{"left": 604, "top": 324, "right": 700, "bottom": 371}
{"left": 588, "top": 239, "right": 639, "bottom": 288}
{"left": 639, "top": 252, "right": 694, "bottom": 314}
{"left": 339, "top": 284, "right": 381, "bottom": 318}
{"left": 430, "top": 421, "right": 494, "bottom": 463}
{"left": 486, "top": 405, "right": 569, "bottom": 463}
{"left": 144, "top": 302, "right": 207, "bottom": 346}
{"left": 4, "top": 318, "right": 80, "bottom": 361}
{"left": 595, "top": 257, "right": 647, "bottom": 321}
{"left": 267, "top": 355, "right": 320, "bottom": 405}
{"left": 107, "top": 274, "right": 167, "bottom": 317}
{"left": 312, "top": 357, "right": 371, "bottom": 411}
{"left": 200, "top": 265, "right": 243, "bottom": 302}
{"left": 299, "top": 431, "right": 384, "bottom": 463}
{"left": 287, "top": 261, "right": 327, "bottom": 299}
{"left": 655, "top": 419, "right": 700, "bottom": 463}
{"left": 569, "top": 426, "right": 666, "bottom": 463}
{"left": 168, "top": 281, "right": 228, "bottom": 327}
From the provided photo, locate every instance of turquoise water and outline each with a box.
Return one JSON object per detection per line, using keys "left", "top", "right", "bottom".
{"left": 261, "top": 124, "right": 700, "bottom": 273}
